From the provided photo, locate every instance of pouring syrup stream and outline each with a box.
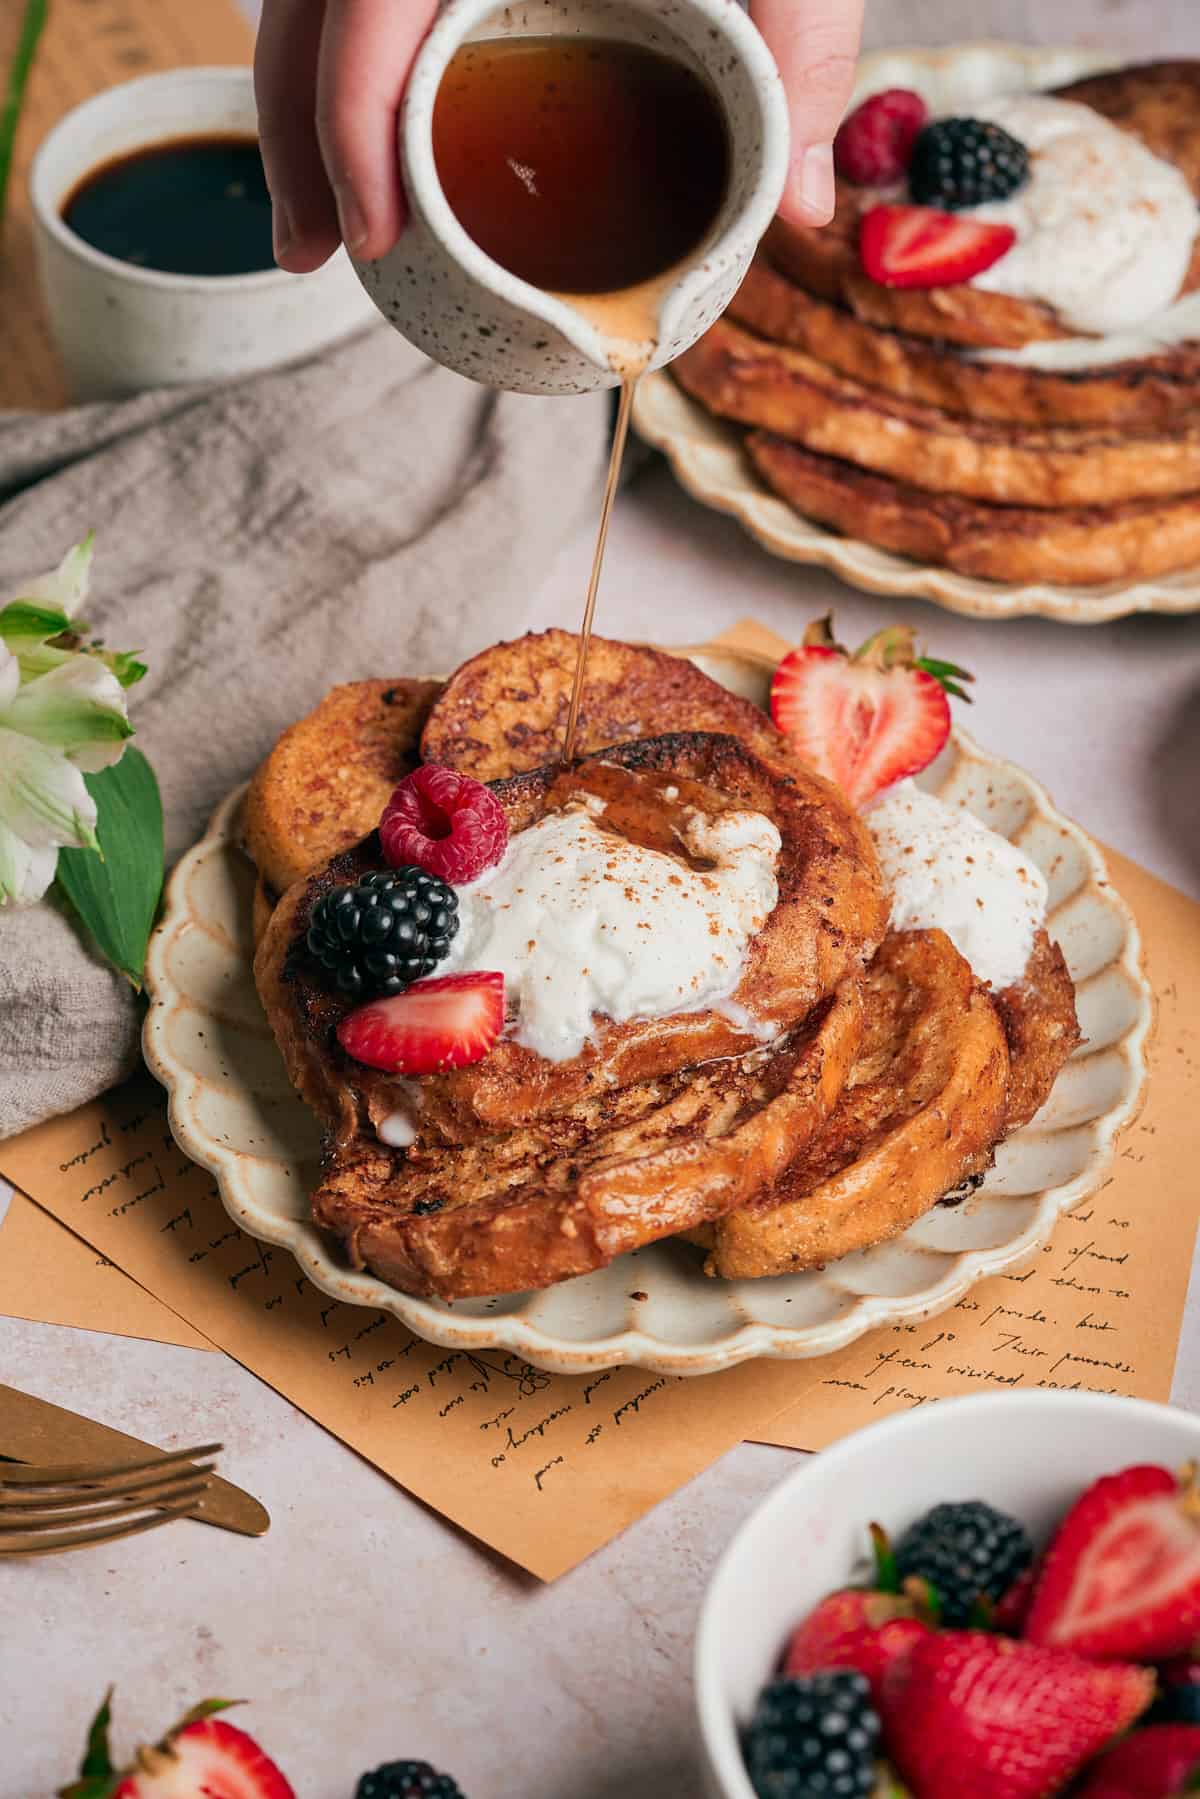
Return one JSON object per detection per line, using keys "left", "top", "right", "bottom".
{"left": 561, "top": 375, "right": 638, "bottom": 764}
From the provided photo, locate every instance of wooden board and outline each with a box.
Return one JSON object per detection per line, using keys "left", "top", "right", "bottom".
{"left": 0, "top": 0, "right": 251, "bottom": 412}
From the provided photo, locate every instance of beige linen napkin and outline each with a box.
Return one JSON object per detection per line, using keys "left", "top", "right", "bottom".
{"left": 0, "top": 326, "right": 608, "bottom": 1136}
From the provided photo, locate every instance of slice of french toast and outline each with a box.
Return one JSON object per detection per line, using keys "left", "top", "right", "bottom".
{"left": 743, "top": 433, "right": 1200, "bottom": 586}
{"left": 766, "top": 61, "right": 1200, "bottom": 351}
{"left": 728, "top": 256, "right": 1200, "bottom": 429}
{"left": 419, "top": 629, "right": 789, "bottom": 780}
{"left": 696, "top": 925, "right": 1079, "bottom": 1279}
{"left": 308, "top": 981, "right": 864, "bottom": 1300}
{"left": 695, "top": 929, "right": 1011, "bottom": 1278}
{"left": 675, "top": 320, "right": 1200, "bottom": 507}
{"left": 992, "top": 930, "right": 1082, "bottom": 1131}
{"left": 254, "top": 730, "right": 888, "bottom": 1149}
{"left": 242, "top": 676, "right": 442, "bottom": 900}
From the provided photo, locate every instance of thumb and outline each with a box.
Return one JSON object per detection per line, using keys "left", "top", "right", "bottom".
{"left": 750, "top": 0, "right": 864, "bottom": 227}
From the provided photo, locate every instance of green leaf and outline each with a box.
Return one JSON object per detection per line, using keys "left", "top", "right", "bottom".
{"left": 101, "top": 648, "right": 148, "bottom": 689}
{"left": 166, "top": 1698, "right": 242, "bottom": 1737}
{"left": 868, "top": 1521, "right": 899, "bottom": 1593}
{"left": 54, "top": 748, "right": 164, "bottom": 989}
{"left": 0, "top": 599, "right": 73, "bottom": 647}
{"left": 80, "top": 1689, "right": 114, "bottom": 1778}
{"left": 968, "top": 1593, "right": 997, "bottom": 1630}
{"left": 0, "top": 0, "right": 48, "bottom": 232}
{"left": 57, "top": 1689, "right": 117, "bottom": 1799}
{"left": 917, "top": 656, "right": 976, "bottom": 704}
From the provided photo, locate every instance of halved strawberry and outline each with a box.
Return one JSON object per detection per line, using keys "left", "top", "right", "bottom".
{"left": 784, "top": 1589, "right": 931, "bottom": 1705}
{"left": 1074, "top": 1724, "right": 1200, "bottom": 1799}
{"left": 1024, "top": 1465, "right": 1200, "bottom": 1662}
{"left": 880, "top": 1631, "right": 1154, "bottom": 1799}
{"left": 337, "top": 970, "right": 504, "bottom": 1074}
{"left": 59, "top": 1693, "right": 294, "bottom": 1799}
{"left": 769, "top": 617, "right": 971, "bottom": 808}
{"left": 860, "top": 204, "right": 1016, "bottom": 288}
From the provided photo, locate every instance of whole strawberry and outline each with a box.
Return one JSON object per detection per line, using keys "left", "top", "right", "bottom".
{"left": 783, "top": 1589, "right": 931, "bottom": 1706}
{"left": 58, "top": 1691, "right": 294, "bottom": 1799}
{"left": 880, "top": 1630, "right": 1153, "bottom": 1799}
{"left": 1025, "top": 1464, "right": 1200, "bottom": 1661}
{"left": 770, "top": 617, "right": 971, "bottom": 809}
{"left": 1073, "top": 1724, "right": 1200, "bottom": 1798}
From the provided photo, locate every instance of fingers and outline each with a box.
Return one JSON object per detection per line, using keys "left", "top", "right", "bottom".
{"left": 315, "top": 0, "right": 439, "bottom": 262}
{"left": 255, "top": 0, "right": 340, "bottom": 272}
{"left": 751, "top": 0, "right": 864, "bottom": 227}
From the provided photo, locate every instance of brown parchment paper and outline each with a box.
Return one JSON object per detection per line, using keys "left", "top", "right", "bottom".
{"left": 0, "top": 1189, "right": 210, "bottom": 1349}
{"left": 0, "top": 0, "right": 251, "bottom": 411}
{"left": 0, "top": 1077, "right": 811, "bottom": 1578}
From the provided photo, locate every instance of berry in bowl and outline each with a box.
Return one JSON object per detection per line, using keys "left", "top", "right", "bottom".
{"left": 695, "top": 1392, "right": 1200, "bottom": 1799}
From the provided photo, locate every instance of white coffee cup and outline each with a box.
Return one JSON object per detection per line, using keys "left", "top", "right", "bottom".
{"left": 354, "top": 0, "right": 791, "bottom": 395}
{"left": 29, "top": 67, "right": 378, "bottom": 403}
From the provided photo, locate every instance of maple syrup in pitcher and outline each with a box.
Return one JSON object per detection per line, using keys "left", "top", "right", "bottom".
{"left": 432, "top": 37, "right": 731, "bottom": 757}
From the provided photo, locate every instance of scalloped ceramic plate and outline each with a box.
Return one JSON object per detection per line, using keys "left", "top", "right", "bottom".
{"left": 633, "top": 44, "right": 1200, "bottom": 625}
{"left": 142, "top": 645, "right": 1153, "bottom": 1375}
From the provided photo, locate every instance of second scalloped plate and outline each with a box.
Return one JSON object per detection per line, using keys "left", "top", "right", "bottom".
{"left": 633, "top": 44, "right": 1200, "bottom": 624}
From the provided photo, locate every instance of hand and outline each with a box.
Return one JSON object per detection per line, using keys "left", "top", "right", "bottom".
{"left": 750, "top": 0, "right": 864, "bottom": 228}
{"left": 254, "top": 0, "right": 863, "bottom": 273}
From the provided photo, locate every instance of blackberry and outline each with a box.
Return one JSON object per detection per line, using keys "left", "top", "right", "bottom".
{"left": 744, "top": 1672, "right": 880, "bottom": 1798}
{"left": 895, "top": 1499, "right": 1033, "bottom": 1625}
{"left": 307, "top": 867, "right": 458, "bottom": 1001}
{"left": 1149, "top": 1682, "right": 1200, "bottom": 1726}
{"left": 355, "top": 1762, "right": 465, "bottom": 1799}
{"left": 909, "top": 117, "right": 1030, "bottom": 209}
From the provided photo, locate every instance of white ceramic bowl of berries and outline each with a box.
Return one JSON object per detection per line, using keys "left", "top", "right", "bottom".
{"left": 696, "top": 1392, "right": 1200, "bottom": 1799}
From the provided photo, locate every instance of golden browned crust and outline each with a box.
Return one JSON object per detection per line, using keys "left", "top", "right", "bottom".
{"left": 729, "top": 256, "right": 1200, "bottom": 428}
{"left": 674, "top": 320, "right": 1200, "bottom": 507}
{"left": 745, "top": 433, "right": 1200, "bottom": 586}
{"left": 254, "top": 731, "right": 888, "bottom": 1148}
{"left": 241, "top": 677, "right": 442, "bottom": 895}
{"left": 698, "top": 931, "right": 1010, "bottom": 1278}
{"left": 994, "top": 929, "right": 1082, "bottom": 1130}
{"left": 309, "top": 982, "right": 864, "bottom": 1300}
{"left": 762, "top": 62, "right": 1200, "bottom": 350}
{"left": 419, "top": 629, "right": 789, "bottom": 779}
{"left": 764, "top": 209, "right": 1071, "bottom": 353}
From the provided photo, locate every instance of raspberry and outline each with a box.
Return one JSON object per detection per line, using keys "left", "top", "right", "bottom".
{"left": 834, "top": 88, "right": 928, "bottom": 186}
{"left": 380, "top": 765, "right": 508, "bottom": 885}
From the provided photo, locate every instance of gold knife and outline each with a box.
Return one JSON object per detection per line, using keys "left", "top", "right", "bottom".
{"left": 0, "top": 1383, "right": 269, "bottom": 1537}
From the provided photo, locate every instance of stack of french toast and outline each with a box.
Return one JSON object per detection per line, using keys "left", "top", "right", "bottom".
{"left": 247, "top": 631, "right": 1079, "bottom": 1302}
{"left": 673, "top": 60, "right": 1200, "bottom": 587}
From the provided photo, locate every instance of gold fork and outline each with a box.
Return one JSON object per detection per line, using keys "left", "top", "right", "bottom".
{"left": 0, "top": 1442, "right": 221, "bottom": 1556}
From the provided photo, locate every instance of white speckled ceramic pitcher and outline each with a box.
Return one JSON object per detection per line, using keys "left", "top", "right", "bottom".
{"left": 353, "top": 0, "right": 790, "bottom": 394}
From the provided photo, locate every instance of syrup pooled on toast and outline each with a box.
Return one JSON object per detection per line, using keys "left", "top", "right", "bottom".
{"left": 432, "top": 36, "right": 730, "bottom": 760}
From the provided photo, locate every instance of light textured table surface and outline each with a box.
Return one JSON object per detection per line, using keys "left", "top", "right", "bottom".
{"left": 5, "top": 4, "right": 1200, "bottom": 1796}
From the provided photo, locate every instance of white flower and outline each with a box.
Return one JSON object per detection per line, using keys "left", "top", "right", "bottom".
{"left": 0, "top": 541, "right": 134, "bottom": 908}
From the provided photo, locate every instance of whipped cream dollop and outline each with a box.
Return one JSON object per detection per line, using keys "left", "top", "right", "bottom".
{"left": 866, "top": 781, "right": 1047, "bottom": 991}
{"left": 964, "top": 94, "right": 1198, "bottom": 336}
{"left": 971, "top": 289, "right": 1200, "bottom": 372}
{"left": 440, "top": 797, "right": 780, "bottom": 1062}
